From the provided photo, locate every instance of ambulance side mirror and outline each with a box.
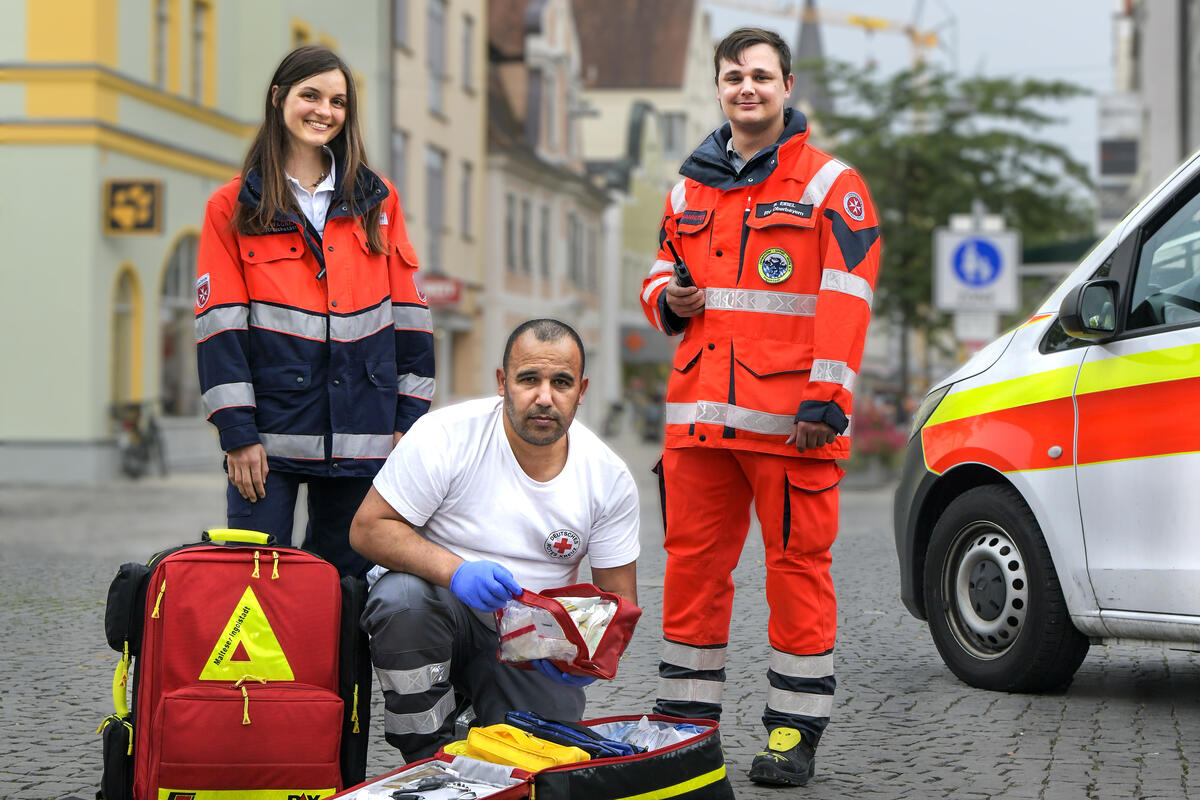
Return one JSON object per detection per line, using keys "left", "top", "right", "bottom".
{"left": 1059, "top": 279, "right": 1119, "bottom": 342}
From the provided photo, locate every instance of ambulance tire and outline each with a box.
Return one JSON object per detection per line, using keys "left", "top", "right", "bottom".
{"left": 924, "top": 484, "right": 1089, "bottom": 693}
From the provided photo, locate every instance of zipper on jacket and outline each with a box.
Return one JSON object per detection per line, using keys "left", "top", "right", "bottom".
{"left": 736, "top": 196, "right": 752, "bottom": 283}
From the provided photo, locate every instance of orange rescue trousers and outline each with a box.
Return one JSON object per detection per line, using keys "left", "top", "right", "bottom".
{"left": 654, "top": 446, "right": 842, "bottom": 743}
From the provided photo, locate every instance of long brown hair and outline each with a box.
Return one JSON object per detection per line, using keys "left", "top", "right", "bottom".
{"left": 233, "top": 45, "right": 386, "bottom": 253}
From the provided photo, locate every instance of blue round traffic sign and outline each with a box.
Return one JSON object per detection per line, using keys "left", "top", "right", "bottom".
{"left": 951, "top": 238, "right": 1003, "bottom": 287}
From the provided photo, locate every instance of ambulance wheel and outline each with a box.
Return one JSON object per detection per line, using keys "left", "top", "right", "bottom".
{"left": 923, "top": 484, "right": 1089, "bottom": 692}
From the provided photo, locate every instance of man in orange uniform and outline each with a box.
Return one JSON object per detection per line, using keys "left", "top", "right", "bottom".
{"left": 640, "top": 27, "right": 881, "bottom": 787}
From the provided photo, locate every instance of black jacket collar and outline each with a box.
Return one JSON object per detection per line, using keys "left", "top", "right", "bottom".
{"left": 237, "top": 154, "right": 388, "bottom": 222}
{"left": 680, "top": 108, "right": 809, "bottom": 190}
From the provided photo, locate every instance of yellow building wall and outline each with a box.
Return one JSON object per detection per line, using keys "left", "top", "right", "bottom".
{"left": 1, "top": 0, "right": 389, "bottom": 481}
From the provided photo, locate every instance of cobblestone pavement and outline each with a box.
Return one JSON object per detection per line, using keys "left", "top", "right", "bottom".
{"left": 1, "top": 430, "right": 1196, "bottom": 799}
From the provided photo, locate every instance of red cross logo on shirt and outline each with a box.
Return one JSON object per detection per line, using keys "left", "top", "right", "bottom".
{"left": 544, "top": 529, "right": 581, "bottom": 559}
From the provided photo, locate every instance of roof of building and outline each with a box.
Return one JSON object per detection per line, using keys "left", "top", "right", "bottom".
{"left": 572, "top": 0, "right": 696, "bottom": 89}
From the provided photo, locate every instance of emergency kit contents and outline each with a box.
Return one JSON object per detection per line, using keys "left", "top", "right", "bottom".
{"left": 590, "top": 716, "right": 710, "bottom": 751}
{"left": 494, "top": 583, "right": 642, "bottom": 679}
{"left": 332, "top": 714, "right": 734, "bottom": 799}
{"left": 503, "top": 710, "right": 641, "bottom": 758}
{"left": 97, "top": 528, "right": 372, "bottom": 800}
{"left": 335, "top": 756, "right": 528, "bottom": 799}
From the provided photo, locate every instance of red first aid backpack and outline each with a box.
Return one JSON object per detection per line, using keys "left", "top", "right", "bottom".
{"left": 98, "top": 529, "right": 371, "bottom": 800}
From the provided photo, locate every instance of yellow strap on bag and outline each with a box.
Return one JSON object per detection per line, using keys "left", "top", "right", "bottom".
{"left": 465, "top": 724, "right": 591, "bottom": 771}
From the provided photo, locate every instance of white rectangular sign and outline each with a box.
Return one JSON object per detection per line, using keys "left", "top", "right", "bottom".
{"left": 934, "top": 229, "right": 1021, "bottom": 313}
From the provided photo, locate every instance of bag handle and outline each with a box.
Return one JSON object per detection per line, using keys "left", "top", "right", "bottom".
{"left": 202, "top": 528, "right": 275, "bottom": 546}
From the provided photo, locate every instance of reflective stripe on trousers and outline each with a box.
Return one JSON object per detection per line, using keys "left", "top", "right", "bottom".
{"left": 382, "top": 684, "right": 457, "bottom": 736}
{"left": 766, "top": 648, "right": 835, "bottom": 719}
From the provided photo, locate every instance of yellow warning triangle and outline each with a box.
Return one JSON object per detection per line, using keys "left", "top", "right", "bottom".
{"left": 199, "top": 585, "right": 295, "bottom": 681}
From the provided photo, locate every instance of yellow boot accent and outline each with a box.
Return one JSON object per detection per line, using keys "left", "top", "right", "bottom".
{"left": 767, "top": 727, "right": 802, "bottom": 751}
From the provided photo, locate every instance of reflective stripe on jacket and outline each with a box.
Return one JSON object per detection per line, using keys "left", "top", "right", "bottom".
{"left": 641, "top": 109, "right": 881, "bottom": 459}
{"left": 195, "top": 164, "right": 434, "bottom": 476}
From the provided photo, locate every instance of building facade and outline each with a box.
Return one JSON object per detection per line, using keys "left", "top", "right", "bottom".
{"left": 1099, "top": 0, "right": 1200, "bottom": 229}
{"left": 484, "top": 0, "right": 617, "bottom": 428}
{"left": 388, "top": 0, "right": 487, "bottom": 403}
{"left": 0, "top": 0, "right": 390, "bottom": 483}
{"left": 571, "top": 0, "right": 717, "bottom": 420}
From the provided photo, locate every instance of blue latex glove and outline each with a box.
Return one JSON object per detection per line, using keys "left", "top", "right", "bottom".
{"left": 449, "top": 560, "right": 522, "bottom": 612}
{"left": 532, "top": 658, "right": 597, "bottom": 687}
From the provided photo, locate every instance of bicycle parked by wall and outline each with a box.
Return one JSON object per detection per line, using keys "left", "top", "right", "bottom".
{"left": 111, "top": 400, "right": 168, "bottom": 479}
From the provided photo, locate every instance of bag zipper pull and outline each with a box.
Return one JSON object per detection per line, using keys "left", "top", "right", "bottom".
{"left": 234, "top": 676, "right": 267, "bottom": 725}
{"left": 351, "top": 684, "right": 360, "bottom": 733}
{"left": 252, "top": 550, "right": 261, "bottom": 578}
{"left": 271, "top": 550, "right": 280, "bottom": 579}
{"left": 150, "top": 578, "right": 166, "bottom": 618}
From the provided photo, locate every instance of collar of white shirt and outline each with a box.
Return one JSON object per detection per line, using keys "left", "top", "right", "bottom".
{"left": 285, "top": 146, "right": 337, "bottom": 232}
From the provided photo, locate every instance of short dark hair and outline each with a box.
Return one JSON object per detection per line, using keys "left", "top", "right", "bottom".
{"left": 714, "top": 27, "right": 792, "bottom": 82}
{"left": 502, "top": 319, "right": 586, "bottom": 375}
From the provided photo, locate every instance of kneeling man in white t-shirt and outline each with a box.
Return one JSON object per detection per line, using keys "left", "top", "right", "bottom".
{"left": 350, "top": 318, "right": 641, "bottom": 762}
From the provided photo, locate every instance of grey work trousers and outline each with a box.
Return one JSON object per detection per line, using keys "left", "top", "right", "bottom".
{"left": 362, "top": 571, "right": 586, "bottom": 762}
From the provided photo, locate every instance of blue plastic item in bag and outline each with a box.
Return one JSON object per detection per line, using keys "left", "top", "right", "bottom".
{"left": 504, "top": 711, "right": 641, "bottom": 759}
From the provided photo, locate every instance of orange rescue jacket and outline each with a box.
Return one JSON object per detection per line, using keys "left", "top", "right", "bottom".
{"left": 641, "top": 110, "right": 881, "bottom": 459}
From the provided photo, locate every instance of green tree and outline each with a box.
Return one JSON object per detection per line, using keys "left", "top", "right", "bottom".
{"left": 802, "top": 61, "right": 1094, "bottom": 399}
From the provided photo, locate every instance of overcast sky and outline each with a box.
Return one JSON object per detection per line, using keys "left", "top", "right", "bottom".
{"left": 704, "top": 0, "right": 1115, "bottom": 179}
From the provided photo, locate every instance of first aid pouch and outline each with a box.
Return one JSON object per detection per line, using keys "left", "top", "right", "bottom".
{"left": 494, "top": 583, "right": 641, "bottom": 679}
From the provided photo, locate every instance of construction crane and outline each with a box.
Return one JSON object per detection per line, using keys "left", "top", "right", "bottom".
{"left": 707, "top": 0, "right": 947, "bottom": 67}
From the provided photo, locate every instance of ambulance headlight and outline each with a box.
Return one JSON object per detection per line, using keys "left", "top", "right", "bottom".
{"left": 908, "top": 384, "right": 952, "bottom": 441}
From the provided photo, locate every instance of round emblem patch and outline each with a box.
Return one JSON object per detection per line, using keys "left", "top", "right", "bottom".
{"left": 544, "top": 529, "right": 581, "bottom": 560}
{"left": 757, "top": 248, "right": 793, "bottom": 284}
{"left": 844, "top": 192, "right": 865, "bottom": 221}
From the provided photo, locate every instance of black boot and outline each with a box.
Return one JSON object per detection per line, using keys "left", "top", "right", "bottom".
{"left": 748, "top": 727, "right": 815, "bottom": 787}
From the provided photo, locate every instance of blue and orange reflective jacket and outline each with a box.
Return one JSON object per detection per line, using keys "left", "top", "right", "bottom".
{"left": 195, "top": 163, "right": 434, "bottom": 477}
{"left": 641, "top": 110, "right": 881, "bottom": 460}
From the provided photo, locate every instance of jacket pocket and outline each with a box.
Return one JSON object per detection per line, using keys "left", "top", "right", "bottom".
{"left": 365, "top": 360, "right": 397, "bottom": 389}
{"left": 254, "top": 362, "right": 313, "bottom": 393}
{"left": 672, "top": 338, "right": 704, "bottom": 373}
{"left": 241, "top": 234, "right": 306, "bottom": 264}
{"left": 734, "top": 341, "right": 813, "bottom": 377}
{"left": 391, "top": 237, "right": 420, "bottom": 267}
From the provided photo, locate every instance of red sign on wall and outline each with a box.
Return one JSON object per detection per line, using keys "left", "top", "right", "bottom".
{"left": 415, "top": 275, "right": 463, "bottom": 309}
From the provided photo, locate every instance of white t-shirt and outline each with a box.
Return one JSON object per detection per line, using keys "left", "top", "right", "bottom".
{"left": 370, "top": 396, "right": 641, "bottom": 595}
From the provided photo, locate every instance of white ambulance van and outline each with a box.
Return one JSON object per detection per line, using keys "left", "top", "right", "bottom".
{"left": 894, "top": 152, "right": 1200, "bottom": 692}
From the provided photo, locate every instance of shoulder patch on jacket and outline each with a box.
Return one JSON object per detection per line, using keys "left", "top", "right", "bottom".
{"left": 823, "top": 209, "right": 879, "bottom": 272}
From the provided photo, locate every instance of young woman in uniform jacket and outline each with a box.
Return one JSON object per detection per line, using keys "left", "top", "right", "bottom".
{"left": 195, "top": 46, "right": 434, "bottom": 576}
